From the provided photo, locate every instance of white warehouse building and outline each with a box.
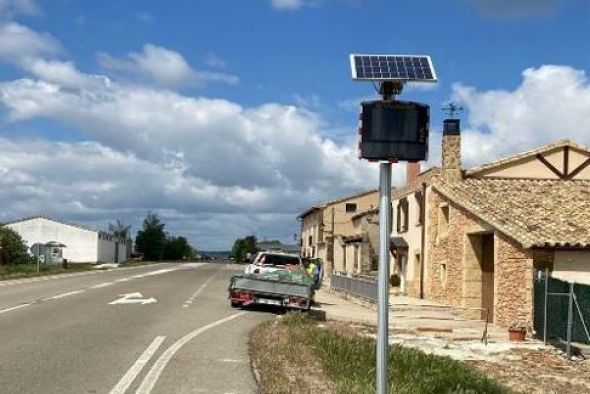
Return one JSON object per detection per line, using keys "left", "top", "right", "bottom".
{"left": 3, "top": 216, "right": 131, "bottom": 264}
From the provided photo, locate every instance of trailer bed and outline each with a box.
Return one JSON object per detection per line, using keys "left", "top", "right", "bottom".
{"left": 229, "top": 274, "right": 314, "bottom": 310}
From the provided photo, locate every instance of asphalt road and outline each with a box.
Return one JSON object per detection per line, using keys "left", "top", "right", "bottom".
{"left": 0, "top": 261, "right": 271, "bottom": 394}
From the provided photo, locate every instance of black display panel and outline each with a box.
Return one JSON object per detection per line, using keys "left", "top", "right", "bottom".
{"left": 359, "top": 100, "right": 429, "bottom": 161}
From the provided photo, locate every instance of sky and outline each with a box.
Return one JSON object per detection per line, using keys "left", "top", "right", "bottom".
{"left": 0, "top": 0, "right": 589, "bottom": 250}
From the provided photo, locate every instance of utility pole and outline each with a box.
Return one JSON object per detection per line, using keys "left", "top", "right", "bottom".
{"left": 377, "top": 161, "right": 392, "bottom": 394}
{"left": 349, "top": 53, "right": 436, "bottom": 394}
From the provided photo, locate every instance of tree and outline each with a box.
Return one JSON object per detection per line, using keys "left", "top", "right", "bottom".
{"left": 109, "top": 220, "right": 131, "bottom": 241}
{"left": 135, "top": 213, "right": 167, "bottom": 261}
{"left": 232, "top": 235, "right": 258, "bottom": 263}
{"left": 0, "top": 227, "right": 33, "bottom": 265}
{"left": 163, "top": 236, "right": 196, "bottom": 260}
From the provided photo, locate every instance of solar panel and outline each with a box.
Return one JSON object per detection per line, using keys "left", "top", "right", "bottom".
{"left": 350, "top": 54, "right": 437, "bottom": 82}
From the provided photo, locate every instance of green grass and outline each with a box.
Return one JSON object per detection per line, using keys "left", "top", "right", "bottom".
{"left": 278, "top": 313, "right": 513, "bottom": 394}
{"left": 0, "top": 263, "right": 95, "bottom": 280}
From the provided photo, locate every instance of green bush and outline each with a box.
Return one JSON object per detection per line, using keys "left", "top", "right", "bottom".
{"left": 0, "top": 227, "right": 35, "bottom": 265}
{"left": 390, "top": 273, "right": 401, "bottom": 287}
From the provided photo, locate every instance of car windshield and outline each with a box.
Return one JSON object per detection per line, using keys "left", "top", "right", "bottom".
{"left": 257, "top": 254, "right": 300, "bottom": 266}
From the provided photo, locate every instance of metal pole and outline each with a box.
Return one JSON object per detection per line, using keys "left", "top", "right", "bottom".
{"left": 377, "top": 162, "right": 392, "bottom": 394}
{"left": 566, "top": 282, "right": 574, "bottom": 359}
{"left": 543, "top": 268, "right": 549, "bottom": 345}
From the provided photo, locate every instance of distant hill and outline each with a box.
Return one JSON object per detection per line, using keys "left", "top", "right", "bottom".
{"left": 200, "top": 251, "right": 232, "bottom": 260}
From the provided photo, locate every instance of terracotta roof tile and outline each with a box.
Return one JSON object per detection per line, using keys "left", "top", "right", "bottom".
{"left": 433, "top": 179, "right": 590, "bottom": 249}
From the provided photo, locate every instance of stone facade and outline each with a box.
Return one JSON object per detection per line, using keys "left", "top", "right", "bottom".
{"left": 426, "top": 189, "right": 535, "bottom": 328}
{"left": 494, "top": 233, "right": 534, "bottom": 328}
{"left": 442, "top": 134, "right": 462, "bottom": 182}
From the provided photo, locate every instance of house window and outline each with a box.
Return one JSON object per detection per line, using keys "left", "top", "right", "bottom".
{"left": 396, "top": 202, "right": 401, "bottom": 233}
{"left": 308, "top": 235, "right": 313, "bottom": 247}
{"left": 440, "top": 262, "right": 447, "bottom": 286}
{"left": 397, "top": 198, "right": 409, "bottom": 233}
{"left": 415, "top": 192, "right": 423, "bottom": 226}
{"left": 389, "top": 202, "right": 393, "bottom": 234}
{"left": 345, "top": 203, "right": 357, "bottom": 213}
{"left": 439, "top": 205, "right": 450, "bottom": 235}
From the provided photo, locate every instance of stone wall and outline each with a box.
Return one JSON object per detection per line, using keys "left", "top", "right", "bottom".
{"left": 426, "top": 189, "right": 534, "bottom": 329}
{"left": 442, "top": 134, "right": 462, "bottom": 182}
{"left": 426, "top": 190, "right": 466, "bottom": 306}
{"left": 494, "top": 233, "right": 534, "bottom": 328}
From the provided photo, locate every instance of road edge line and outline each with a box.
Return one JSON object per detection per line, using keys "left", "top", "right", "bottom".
{"left": 109, "top": 335, "right": 166, "bottom": 394}
{"left": 135, "top": 312, "right": 246, "bottom": 394}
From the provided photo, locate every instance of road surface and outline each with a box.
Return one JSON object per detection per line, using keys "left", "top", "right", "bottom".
{"left": 0, "top": 261, "right": 271, "bottom": 394}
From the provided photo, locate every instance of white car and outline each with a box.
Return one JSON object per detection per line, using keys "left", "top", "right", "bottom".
{"left": 244, "top": 252, "right": 303, "bottom": 275}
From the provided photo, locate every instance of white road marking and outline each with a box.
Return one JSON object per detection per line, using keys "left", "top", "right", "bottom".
{"left": 0, "top": 265, "right": 178, "bottom": 317}
{"left": 90, "top": 282, "right": 114, "bottom": 289}
{"left": 135, "top": 312, "right": 246, "bottom": 394}
{"left": 45, "top": 290, "right": 85, "bottom": 300}
{"left": 0, "top": 263, "right": 168, "bottom": 288}
{"left": 220, "top": 358, "right": 246, "bottom": 363}
{"left": 109, "top": 292, "right": 157, "bottom": 305}
{"left": 109, "top": 335, "right": 166, "bottom": 394}
{"left": 0, "top": 303, "right": 30, "bottom": 314}
{"left": 182, "top": 272, "right": 219, "bottom": 308}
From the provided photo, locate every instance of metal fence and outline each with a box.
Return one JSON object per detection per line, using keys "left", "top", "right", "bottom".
{"left": 330, "top": 272, "right": 378, "bottom": 302}
{"left": 534, "top": 269, "right": 590, "bottom": 358}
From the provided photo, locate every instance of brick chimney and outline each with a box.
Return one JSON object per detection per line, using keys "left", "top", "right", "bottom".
{"left": 406, "top": 162, "right": 421, "bottom": 185}
{"left": 442, "top": 119, "right": 462, "bottom": 182}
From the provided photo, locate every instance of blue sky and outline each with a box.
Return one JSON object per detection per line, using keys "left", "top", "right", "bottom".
{"left": 0, "top": 0, "right": 589, "bottom": 249}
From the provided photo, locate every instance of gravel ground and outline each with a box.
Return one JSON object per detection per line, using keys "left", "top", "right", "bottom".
{"left": 347, "top": 321, "right": 590, "bottom": 394}
{"left": 470, "top": 348, "right": 590, "bottom": 394}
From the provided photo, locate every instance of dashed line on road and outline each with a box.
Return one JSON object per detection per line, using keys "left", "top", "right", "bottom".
{"left": 90, "top": 282, "right": 114, "bottom": 289}
{"left": 182, "top": 271, "right": 219, "bottom": 308}
{"left": 0, "top": 266, "right": 183, "bottom": 318}
{"left": 0, "top": 264, "right": 169, "bottom": 288}
{"left": 109, "top": 335, "right": 166, "bottom": 394}
{"left": 44, "top": 290, "right": 86, "bottom": 300}
{"left": 0, "top": 303, "right": 30, "bottom": 315}
{"left": 135, "top": 312, "right": 246, "bottom": 394}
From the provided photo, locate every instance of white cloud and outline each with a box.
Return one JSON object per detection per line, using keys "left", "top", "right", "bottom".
{"left": 98, "top": 44, "right": 239, "bottom": 88}
{"left": 0, "top": 78, "right": 375, "bottom": 190}
{"left": 20, "top": 58, "right": 110, "bottom": 89}
{"left": 451, "top": 65, "right": 590, "bottom": 167}
{"left": 0, "top": 45, "right": 378, "bottom": 247}
{"left": 204, "top": 53, "right": 226, "bottom": 68}
{"left": 0, "top": 137, "right": 316, "bottom": 248}
{"left": 0, "top": 22, "right": 59, "bottom": 64}
{"left": 269, "top": 0, "right": 304, "bottom": 10}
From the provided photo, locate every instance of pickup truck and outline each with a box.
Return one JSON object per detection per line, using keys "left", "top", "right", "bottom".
{"left": 228, "top": 252, "right": 317, "bottom": 310}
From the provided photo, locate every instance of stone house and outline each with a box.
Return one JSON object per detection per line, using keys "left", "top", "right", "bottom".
{"left": 298, "top": 189, "right": 379, "bottom": 274}
{"left": 427, "top": 133, "right": 590, "bottom": 328}
{"left": 335, "top": 117, "right": 590, "bottom": 329}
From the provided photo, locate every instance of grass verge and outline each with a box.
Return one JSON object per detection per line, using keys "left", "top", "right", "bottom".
{"left": 0, "top": 263, "right": 96, "bottom": 280}
{"left": 250, "top": 313, "right": 513, "bottom": 394}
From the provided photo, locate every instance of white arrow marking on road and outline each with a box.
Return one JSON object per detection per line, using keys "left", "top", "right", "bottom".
{"left": 109, "top": 292, "right": 157, "bottom": 305}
